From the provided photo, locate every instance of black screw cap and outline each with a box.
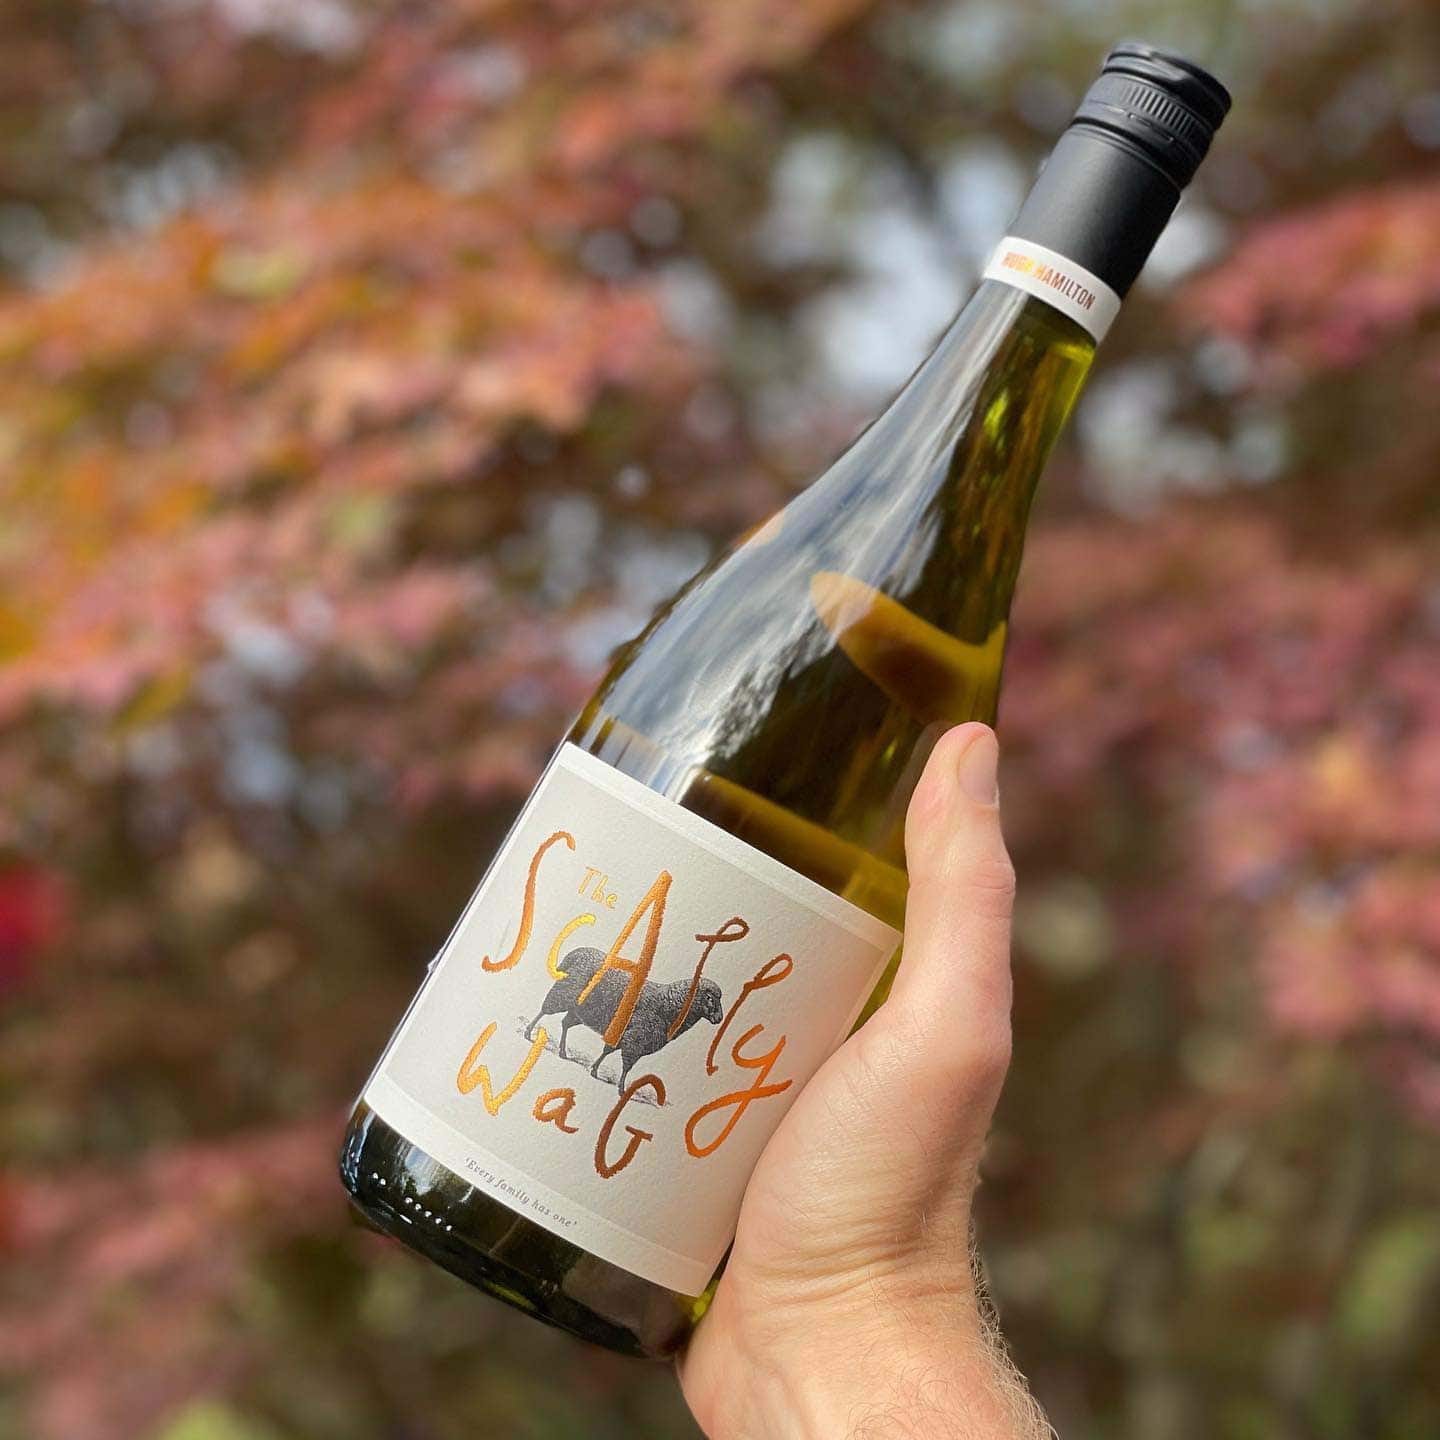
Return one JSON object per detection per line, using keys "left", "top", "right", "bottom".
{"left": 1072, "top": 42, "right": 1232, "bottom": 191}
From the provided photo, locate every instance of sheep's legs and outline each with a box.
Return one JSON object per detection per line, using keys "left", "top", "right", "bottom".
{"left": 590, "top": 1044, "right": 617, "bottom": 1081}
{"left": 524, "top": 1009, "right": 548, "bottom": 1042}
{"left": 558, "top": 1015, "right": 578, "bottom": 1059}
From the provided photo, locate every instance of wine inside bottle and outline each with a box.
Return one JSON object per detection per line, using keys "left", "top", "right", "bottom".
{"left": 340, "top": 42, "right": 1231, "bottom": 1358}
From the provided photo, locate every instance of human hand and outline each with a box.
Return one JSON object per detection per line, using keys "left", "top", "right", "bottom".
{"left": 679, "top": 723, "right": 1049, "bottom": 1440}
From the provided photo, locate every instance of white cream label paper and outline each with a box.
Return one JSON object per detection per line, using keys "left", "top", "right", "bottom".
{"left": 364, "top": 744, "right": 900, "bottom": 1295}
{"left": 983, "top": 234, "right": 1123, "bottom": 341}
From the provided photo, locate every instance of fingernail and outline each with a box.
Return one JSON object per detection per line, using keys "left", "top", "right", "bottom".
{"left": 958, "top": 726, "right": 999, "bottom": 805}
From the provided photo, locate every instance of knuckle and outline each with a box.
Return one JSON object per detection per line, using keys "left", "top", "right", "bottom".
{"left": 963, "top": 853, "right": 1017, "bottom": 919}
{"left": 949, "top": 1022, "right": 1013, "bottom": 1093}
{"left": 851, "top": 1014, "right": 914, "bottom": 1086}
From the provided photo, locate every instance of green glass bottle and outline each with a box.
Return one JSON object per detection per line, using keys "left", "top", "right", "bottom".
{"left": 341, "top": 42, "right": 1230, "bottom": 1359}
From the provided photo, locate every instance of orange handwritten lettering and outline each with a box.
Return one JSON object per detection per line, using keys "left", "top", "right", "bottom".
{"left": 595, "top": 1073, "right": 665, "bottom": 1178}
{"left": 456, "top": 1023, "right": 546, "bottom": 1115}
{"left": 576, "top": 870, "right": 672, "bottom": 1046}
{"left": 686, "top": 1021, "right": 793, "bottom": 1158}
{"left": 532, "top": 1086, "right": 580, "bottom": 1134}
{"left": 546, "top": 912, "right": 596, "bottom": 979}
{"left": 482, "top": 830, "right": 575, "bottom": 972}
{"left": 668, "top": 916, "right": 750, "bottom": 1041}
{"left": 706, "top": 953, "right": 793, "bottom": 1075}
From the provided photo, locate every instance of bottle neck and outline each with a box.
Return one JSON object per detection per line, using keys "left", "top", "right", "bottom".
{"left": 924, "top": 287, "right": 1092, "bottom": 646}
{"left": 1007, "top": 127, "right": 1183, "bottom": 299}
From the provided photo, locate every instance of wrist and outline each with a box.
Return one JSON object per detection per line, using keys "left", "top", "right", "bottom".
{"left": 750, "top": 1330, "right": 972, "bottom": 1440}
{"left": 720, "top": 1294, "right": 1047, "bottom": 1440}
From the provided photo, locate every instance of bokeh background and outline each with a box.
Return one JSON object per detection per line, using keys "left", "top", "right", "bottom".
{"left": 3, "top": 1, "right": 1440, "bottom": 1437}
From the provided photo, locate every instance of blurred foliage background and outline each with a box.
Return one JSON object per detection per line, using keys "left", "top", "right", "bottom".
{"left": 2, "top": 1, "right": 1440, "bottom": 1437}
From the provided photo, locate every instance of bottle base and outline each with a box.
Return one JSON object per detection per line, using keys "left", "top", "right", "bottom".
{"left": 346, "top": 1183, "right": 676, "bottom": 1358}
{"left": 339, "top": 1103, "right": 701, "bottom": 1360}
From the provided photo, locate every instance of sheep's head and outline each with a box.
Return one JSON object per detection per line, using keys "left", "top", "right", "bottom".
{"left": 696, "top": 977, "right": 724, "bottom": 1024}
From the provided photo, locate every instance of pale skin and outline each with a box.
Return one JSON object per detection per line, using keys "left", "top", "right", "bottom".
{"left": 680, "top": 723, "right": 1051, "bottom": 1440}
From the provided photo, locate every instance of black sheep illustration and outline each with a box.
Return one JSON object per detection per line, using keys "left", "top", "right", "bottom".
{"left": 525, "top": 945, "right": 725, "bottom": 1090}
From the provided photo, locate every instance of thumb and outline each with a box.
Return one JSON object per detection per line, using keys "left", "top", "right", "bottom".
{"left": 863, "top": 722, "right": 1016, "bottom": 1124}
{"left": 681, "top": 730, "right": 1032, "bottom": 1440}
{"left": 692, "top": 722, "right": 1017, "bottom": 1323}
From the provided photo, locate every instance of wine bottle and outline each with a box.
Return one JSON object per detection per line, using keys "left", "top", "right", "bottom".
{"left": 340, "top": 42, "right": 1230, "bottom": 1358}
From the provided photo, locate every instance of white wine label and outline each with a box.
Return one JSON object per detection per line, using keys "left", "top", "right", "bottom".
{"left": 982, "top": 235, "right": 1122, "bottom": 342}
{"left": 363, "top": 743, "right": 901, "bottom": 1295}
